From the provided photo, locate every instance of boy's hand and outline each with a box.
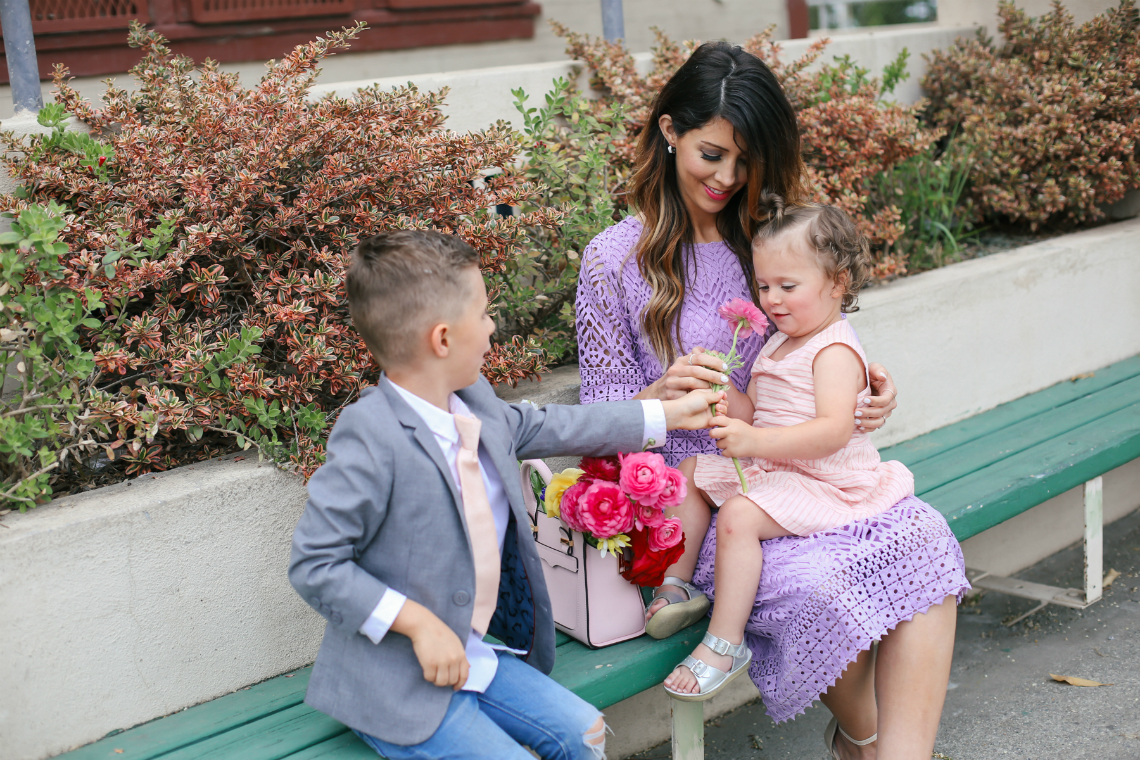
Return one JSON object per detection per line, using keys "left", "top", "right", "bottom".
{"left": 662, "top": 389, "right": 725, "bottom": 430}
{"left": 393, "top": 600, "right": 470, "bottom": 690}
{"left": 709, "top": 414, "right": 761, "bottom": 458}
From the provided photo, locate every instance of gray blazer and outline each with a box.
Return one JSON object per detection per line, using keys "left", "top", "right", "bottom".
{"left": 289, "top": 375, "right": 645, "bottom": 745}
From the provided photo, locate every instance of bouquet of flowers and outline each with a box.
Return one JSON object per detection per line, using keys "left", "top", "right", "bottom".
{"left": 539, "top": 452, "right": 688, "bottom": 588}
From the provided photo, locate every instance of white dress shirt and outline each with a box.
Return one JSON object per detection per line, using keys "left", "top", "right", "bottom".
{"left": 360, "top": 376, "right": 667, "bottom": 692}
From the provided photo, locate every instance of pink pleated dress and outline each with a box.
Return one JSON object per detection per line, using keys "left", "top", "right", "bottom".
{"left": 695, "top": 318, "right": 914, "bottom": 536}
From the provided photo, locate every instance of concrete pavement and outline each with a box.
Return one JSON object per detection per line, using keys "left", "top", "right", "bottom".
{"left": 625, "top": 506, "right": 1140, "bottom": 760}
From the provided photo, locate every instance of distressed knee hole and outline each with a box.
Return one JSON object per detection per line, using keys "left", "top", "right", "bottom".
{"left": 583, "top": 715, "right": 608, "bottom": 760}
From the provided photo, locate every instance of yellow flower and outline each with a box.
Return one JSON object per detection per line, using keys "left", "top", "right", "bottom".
{"left": 596, "top": 534, "right": 631, "bottom": 558}
{"left": 544, "top": 468, "right": 584, "bottom": 519}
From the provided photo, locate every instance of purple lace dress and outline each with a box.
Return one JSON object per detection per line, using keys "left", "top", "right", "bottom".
{"left": 576, "top": 217, "right": 969, "bottom": 722}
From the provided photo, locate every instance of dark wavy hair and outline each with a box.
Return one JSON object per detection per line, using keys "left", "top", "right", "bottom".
{"left": 627, "top": 40, "right": 806, "bottom": 364}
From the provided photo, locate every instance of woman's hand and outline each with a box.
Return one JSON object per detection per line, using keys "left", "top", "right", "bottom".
{"left": 858, "top": 362, "right": 898, "bottom": 432}
{"left": 708, "top": 415, "right": 760, "bottom": 459}
{"left": 636, "top": 347, "right": 731, "bottom": 402}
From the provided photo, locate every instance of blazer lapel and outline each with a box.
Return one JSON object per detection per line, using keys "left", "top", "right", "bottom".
{"left": 377, "top": 378, "right": 464, "bottom": 518}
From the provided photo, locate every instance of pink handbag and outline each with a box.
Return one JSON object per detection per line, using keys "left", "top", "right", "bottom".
{"left": 520, "top": 459, "right": 647, "bottom": 648}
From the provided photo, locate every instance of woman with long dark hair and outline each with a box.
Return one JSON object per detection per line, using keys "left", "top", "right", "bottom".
{"left": 576, "top": 41, "right": 969, "bottom": 759}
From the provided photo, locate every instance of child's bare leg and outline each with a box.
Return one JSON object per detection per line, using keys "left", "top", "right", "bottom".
{"left": 664, "top": 495, "right": 791, "bottom": 694}
{"left": 646, "top": 456, "right": 713, "bottom": 621}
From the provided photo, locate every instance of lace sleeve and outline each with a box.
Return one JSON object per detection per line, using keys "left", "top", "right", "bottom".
{"left": 575, "top": 239, "right": 646, "bottom": 404}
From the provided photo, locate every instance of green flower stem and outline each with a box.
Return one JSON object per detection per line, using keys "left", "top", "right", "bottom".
{"left": 710, "top": 320, "right": 749, "bottom": 492}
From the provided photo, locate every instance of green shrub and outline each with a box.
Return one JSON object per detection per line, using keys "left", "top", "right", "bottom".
{"left": 0, "top": 203, "right": 106, "bottom": 510}
{"left": 0, "top": 23, "right": 558, "bottom": 489}
{"left": 923, "top": 0, "right": 1140, "bottom": 228}
{"left": 491, "top": 79, "right": 627, "bottom": 363}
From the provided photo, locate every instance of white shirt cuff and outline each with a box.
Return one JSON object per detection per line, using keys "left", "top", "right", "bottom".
{"left": 359, "top": 588, "right": 407, "bottom": 645}
{"left": 640, "top": 399, "right": 667, "bottom": 450}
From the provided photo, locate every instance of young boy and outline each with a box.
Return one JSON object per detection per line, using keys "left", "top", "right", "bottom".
{"left": 289, "top": 230, "right": 722, "bottom": 760}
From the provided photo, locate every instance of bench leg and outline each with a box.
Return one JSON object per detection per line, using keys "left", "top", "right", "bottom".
{"left": 670, "top": 698, "right": 704, "bottom": 760}
{"left": 1084, "top": 476, "right": 1104, "bottom": 605}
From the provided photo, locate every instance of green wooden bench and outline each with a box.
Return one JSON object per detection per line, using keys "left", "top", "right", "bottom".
{"left": 56, "top": 355, "right": 1140, "bottom": 760}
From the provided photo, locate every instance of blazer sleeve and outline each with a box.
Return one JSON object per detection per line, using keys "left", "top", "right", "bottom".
{"left": 504, "top": 395, "right": 646, "bottom": 460}
{"left": 289, "top": 404, "right": 393, "bottom": 635}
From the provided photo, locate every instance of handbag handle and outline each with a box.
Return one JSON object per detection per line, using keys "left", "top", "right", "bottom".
{"left": 519, "top": 459, "right": 553, "bottom": 523}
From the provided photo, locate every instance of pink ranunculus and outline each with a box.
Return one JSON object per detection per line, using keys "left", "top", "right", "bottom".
{"left": 654, "top": 467, "right": 688, "bottom": 509}
{"left": 577, "top": 481, "right": 636, "bottom": 539}
{"left": 635, "top": 500, "right": 667, "bottom": 531}
{"left": 648, "top": 517, "right": 684, "bottom": 552}
{"left": 619, "top": 451, "right": 669, "bottom": 506}
{"left": 559, "top": 479, "right": 593, "bottom": 533}
{"left": 717, "top": 297, "right": 769, "bottom": 339}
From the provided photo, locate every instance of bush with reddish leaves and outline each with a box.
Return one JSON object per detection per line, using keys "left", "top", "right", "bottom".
{"left": 551, "top": 23, "right": 941, "bottom": 277}
{"left": 0, "top": 23, "right": 558, "bottom": 490}
{"left": 923, "top": 0, "right": 1140, "bottom": 228}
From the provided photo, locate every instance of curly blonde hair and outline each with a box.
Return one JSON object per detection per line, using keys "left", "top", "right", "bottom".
{"left": 752, "top": 198, "right": 871, "bottom": 313}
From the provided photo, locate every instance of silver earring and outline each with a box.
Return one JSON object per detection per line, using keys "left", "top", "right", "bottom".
{"left": 667, "top": 144, "right": 675, "bottom": 154}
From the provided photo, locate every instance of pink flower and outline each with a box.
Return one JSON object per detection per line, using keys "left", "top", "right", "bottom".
{"left": 648, "top": 517, "right": 684, "bottom": 551}
{"left": 559, "top": 479, "right": 593, "bottom": 533}
{"left": 619, "top": 451, "right": 669, "bottom": 506}
{"left": 717, "top": 298, "right": 769, "bottom": 339}
{"left": 580, "top": 456, "right": 621, "bottom": 482}
{"left": 577, "top": 481, "right": 636, "bottom": 538}
{"left": 635, "top": 501, "right": 667, "bottom": 530}
{"left": 655, "top": 467, "right": 688, "bottom": 509}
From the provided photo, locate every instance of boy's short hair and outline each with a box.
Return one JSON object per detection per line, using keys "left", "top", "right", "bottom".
{"left": 346, "top": 230, "right": 480, "bottom": 369}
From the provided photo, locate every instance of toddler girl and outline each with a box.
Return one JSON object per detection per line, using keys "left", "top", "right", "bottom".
{"left": 663, "top": 202, "right": 914, "bottom": 704}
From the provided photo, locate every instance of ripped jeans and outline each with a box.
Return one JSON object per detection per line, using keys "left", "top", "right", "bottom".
{"left": 354, "top": 652, "right": 606, "bottom": 760}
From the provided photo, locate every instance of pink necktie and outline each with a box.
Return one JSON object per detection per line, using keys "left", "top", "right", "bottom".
{"left": 453, "top": 414, "right": 501, "bottom": 636}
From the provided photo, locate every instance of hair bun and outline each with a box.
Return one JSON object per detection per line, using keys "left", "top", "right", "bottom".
{"left": 760, "top": 191, "right": 786, "bottom": 223}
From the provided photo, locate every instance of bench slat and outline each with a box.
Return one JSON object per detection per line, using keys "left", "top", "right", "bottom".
{"left": 550, "top": 621, "right": 710, "bottom": 708}
{"left": 923, "top": 404, "right": 1140, "bottom": 540}
{"left": 282, "top": 732, "right": 376, "bottom": 759}
{"left": 157, "top": 703, "right": 347, "bottom": 760}
{"left": 908, "top": 374, "right": 1140, "bottom": 495}
{"left": 882, "top": 356, "right": 1140, "bottom": 466}
{"left": 57, "top": 669, "right": 311, "bottom": 760}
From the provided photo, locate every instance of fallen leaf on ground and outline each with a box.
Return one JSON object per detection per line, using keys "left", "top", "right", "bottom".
{"left": 1070, "top": 372, "right": 1095, "bottom": 381}
{"left": 1050, "top": 673, "right": 1113, "bottom": 687}
{"left": 932, "top": 753, "right": 954, "bottom": 759}
{"left": 1103, "top": 568, "right": 1121, "bottom": 589}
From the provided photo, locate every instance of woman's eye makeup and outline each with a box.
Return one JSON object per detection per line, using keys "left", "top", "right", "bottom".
{"left": 700, "top": 152, "right": 722, "bottom": 161}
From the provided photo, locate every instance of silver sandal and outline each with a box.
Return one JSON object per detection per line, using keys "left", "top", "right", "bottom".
{"left": 663, "top": 631, "right": 752, "bottom": 702}
{"left": 824, "top": 716, "right": 877, "bottom": 759}
{"left": 645, "top": 576, "right": 710, "bottom": 640}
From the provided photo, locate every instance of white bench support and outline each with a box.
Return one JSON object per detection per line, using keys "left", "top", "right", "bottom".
{"left": 1084, "top": 476, "right": 1104, "bottom": 605}
{"left": 670, "top": 698, "right": 704, "bottom": 760}
{"left": 965, "top": 475, "right": 1105, "bottom": 626}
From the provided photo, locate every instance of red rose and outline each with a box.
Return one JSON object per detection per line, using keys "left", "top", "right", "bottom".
{"left": 620, "top": 526, "right": 686, "bottom": 588}
{"left": 580, "top": 456, "right": 621, "bottom": 482}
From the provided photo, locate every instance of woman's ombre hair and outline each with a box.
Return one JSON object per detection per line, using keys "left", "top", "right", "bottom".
{"left": 628, "top": 41, "right": 806, "bottom": 364}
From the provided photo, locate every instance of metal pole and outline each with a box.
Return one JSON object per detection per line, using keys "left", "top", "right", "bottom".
{"left": 0, "top": 0, "right": 43, "bottom": 113}
{"left": 600, "top": 0, "right": 624, "bottom": 41}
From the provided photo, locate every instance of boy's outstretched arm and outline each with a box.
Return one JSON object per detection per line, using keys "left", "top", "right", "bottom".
{"left": 507, "top": 387, "right": 723, "bottom": 461}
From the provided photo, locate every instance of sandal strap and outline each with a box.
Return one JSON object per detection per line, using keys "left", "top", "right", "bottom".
{"left": 837, "top": 725, "right": 878, "bottom": 747}
{"left": 652, "top": 577, "right": 703, "bottom": 606}
{"left": 701, "top": 630, "right": 746, "bottom": 657}
{"left": 680, "top": 654, "right": 725, "bottom": 680}
{"left": 661, "top": 576, "right": 700, "bottom": 598}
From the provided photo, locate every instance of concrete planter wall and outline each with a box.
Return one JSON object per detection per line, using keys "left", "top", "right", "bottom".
{"left": 4, "top": 217, "right": 1139, "bottom": 760}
